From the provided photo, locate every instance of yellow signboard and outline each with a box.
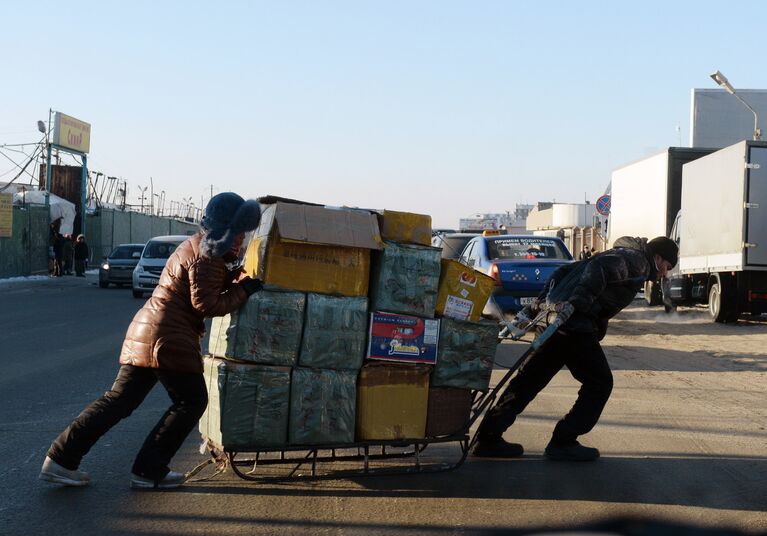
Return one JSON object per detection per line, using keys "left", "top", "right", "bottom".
{"left": 53, "top": 112, "right": 91, "bottom": 153}
{"left": 0, "top": 193, "right": 13, "bottom": 238}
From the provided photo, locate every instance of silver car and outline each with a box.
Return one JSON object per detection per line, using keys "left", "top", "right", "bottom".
{"left": 132, "top": 235, "right": 189, "bottom": 298}
{"left": 99, "top": 244, "right": 145, "bottom": 288}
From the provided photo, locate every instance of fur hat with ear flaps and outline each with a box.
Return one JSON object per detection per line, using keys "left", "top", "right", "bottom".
{"left": 647, "top": 236, "right": 679, "bottom": 268}
{"left": 199, "top": 192, "right": 261, "bottom": 258}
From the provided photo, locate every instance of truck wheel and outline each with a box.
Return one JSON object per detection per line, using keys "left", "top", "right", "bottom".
{"left": 644, "top": 281, "right": 663, "bottom": 306}
{"left": 708, "top": 274, "right": 738, "bottom": 323}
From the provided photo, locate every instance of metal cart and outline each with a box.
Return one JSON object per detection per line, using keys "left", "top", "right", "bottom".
{"left": 187, "top": 302, "right": 573, "bottom": 484}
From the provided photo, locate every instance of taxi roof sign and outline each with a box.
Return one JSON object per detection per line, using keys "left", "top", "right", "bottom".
{"left": 482, "top": 229, "right": 502, "bottom": 236}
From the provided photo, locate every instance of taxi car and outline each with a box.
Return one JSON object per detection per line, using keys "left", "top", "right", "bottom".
{"left": 458, "top": 234, "right": 573, "bottom": 315}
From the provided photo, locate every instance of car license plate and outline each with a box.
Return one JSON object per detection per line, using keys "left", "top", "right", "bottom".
{"left": 519, "top": 297, "right": 535, "bottom": 305}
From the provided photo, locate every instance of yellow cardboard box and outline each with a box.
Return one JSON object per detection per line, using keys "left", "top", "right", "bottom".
{"left": 378, "top": 210, "right": 432, "bottom": 246}
{"left": 435, "top": 259, "right": 495, "bottom": 322}
{"left": 244, "top": 202, "right": 382, "bottom": 297}
{"left": 356, "top": 363, "right": 430, "bottom": 440}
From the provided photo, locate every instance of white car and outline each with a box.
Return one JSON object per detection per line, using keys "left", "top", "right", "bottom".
{"left": 132, "top": 235, "right": 190, "bottom": 298}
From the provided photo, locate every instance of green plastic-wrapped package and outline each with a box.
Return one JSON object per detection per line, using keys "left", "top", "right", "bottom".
{"left": 208, "top": 288, "right": 305, "bottom": 366}
{"left": 368, "top": 241, "right": 441, "bottom": 318}
{"left": 432, "top": 317, "right": 498, "bottom": 392}
{"left": 298, "top": 294, "right": 368, "bottom": 370}
{"left": 200, "top": 356, "right": 291, "bottom": 449}
{"left": 289, "top": 367, "right": 357, "bottom": 445}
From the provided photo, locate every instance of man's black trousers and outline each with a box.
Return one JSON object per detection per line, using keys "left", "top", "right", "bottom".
{"left": 48, "top": 364, "right": 208, "bottom": 480}
{"left": 479, "top": 330, "right": 613, "bottom": 444}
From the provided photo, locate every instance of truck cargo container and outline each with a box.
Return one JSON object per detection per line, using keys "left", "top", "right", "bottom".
{"left": 608, "top": 147, "right": 715, "bottom": 304}
{"left": 665, "top": 140, "right": 767, "bottom": 322}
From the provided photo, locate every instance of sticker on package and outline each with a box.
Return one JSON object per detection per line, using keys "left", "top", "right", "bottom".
{"left": 443, "top": 295, "right": 474, "bottom": 320}
{"left": 367, "top": 311, "right": 440, "bottom": 364}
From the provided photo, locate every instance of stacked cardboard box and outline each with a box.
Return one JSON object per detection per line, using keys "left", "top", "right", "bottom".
{"left": 356, "top": 363, "right": 431, "bottom": 440}
{"left": 359, "top": 211, "right": 441, "bottom": 441}
{"left": 201, "top": 202, "right": 500, "bottom": 449}
{"left": 201, "top": 201, "right": 381, "bottom": 448}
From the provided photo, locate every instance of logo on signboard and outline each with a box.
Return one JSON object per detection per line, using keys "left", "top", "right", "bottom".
{"left": 596, "top": 194, "right": 611, "bottom": 216}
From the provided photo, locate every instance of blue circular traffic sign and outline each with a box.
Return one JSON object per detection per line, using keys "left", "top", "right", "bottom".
{"left": 596, "top": 194, "right": 611, "bottom": 216}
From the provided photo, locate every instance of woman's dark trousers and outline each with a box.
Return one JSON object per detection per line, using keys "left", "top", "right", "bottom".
{"left": 47, "top": 364, "right": 208, "bottom": 480}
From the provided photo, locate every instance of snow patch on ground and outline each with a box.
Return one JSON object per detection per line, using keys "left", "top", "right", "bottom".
{"left": 0, "top": 275, "right": 52, "bottom": 285}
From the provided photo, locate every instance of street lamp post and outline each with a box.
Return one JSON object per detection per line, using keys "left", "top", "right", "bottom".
{"left": 710, "top": 70, "right": 762, "bottom": 140}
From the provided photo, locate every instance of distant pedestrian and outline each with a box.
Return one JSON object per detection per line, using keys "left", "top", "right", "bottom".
{"left": 40, "top": 192, "right": 264, "bottom": 490}
{"left": 62, "top": 235, "right": 74, "bottom": 275}
{"left": 51, "top": 231, "right": 64, "bottom": 277}
{"left": 578, "top": 245, "right": 592, "bottom": 261}
{"left": 73, "top": 235, "right": 90, "bottom": 277}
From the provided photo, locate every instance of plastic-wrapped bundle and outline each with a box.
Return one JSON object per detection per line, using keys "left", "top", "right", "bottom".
{"left": 369, "top": 241, "right": 441, "bottom": 317}
{"left": 298, "top": 294, "right": 368, "bottom": 370}
{"left": 208, "top": 288, "right": 305, "bottom": 366}
{"left": 199, "top": 357, "right": 291, "bottom": 449}
{"left": 288, "top": 367, "right": 357, "bottom": 445}
{"left": 432, "top": 317, "right": 498, "bottom": 391}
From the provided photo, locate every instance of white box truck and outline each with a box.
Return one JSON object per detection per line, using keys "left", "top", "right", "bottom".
{"left": 665, "top": 140, "right": 767, "bottom": 322}
{"left": 608, "top": 147, "right": 714, "bottom": 304}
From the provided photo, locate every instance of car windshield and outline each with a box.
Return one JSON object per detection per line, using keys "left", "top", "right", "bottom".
{"left": 486, "top": 237, "right": 569, "bottom": 260}
{"left": 109, "top": 246, "right": 144, "bottom": 259}
{"left": 437, "top": 236, "right": 474, "bottom": 259}
{"left": 142, "top": 241, "right": 180, "bottom": 259}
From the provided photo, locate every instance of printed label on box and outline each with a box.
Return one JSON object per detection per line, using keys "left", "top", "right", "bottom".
{"left": 443, "top": 295, "right": 474, "bottom": 321}
{"left": 367, "top": 312, "right": 440, "bottom": 364}
{"left": 423, "top": 320, "right": 439, "bottom": 345}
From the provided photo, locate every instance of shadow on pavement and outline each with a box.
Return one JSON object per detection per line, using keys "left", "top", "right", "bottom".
{"left": 104, "top": 513, "right": 758, "bottom": 536}
{"left": 177, "top": 453, "right": 767, "bottom": 513}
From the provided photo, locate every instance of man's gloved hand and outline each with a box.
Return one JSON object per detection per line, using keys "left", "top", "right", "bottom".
{"left": 240, "top": 276, "right": 263, "bottom": 296}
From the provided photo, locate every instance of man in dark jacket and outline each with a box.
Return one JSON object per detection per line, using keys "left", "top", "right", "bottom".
{"left": 62, "top": 235, "right": 74, "bottom": 275}
{"left": 40, "top": 192, "right": 265, "bottom": 489}
{"left": 473, "top": 236, "right": 678, "bottom": 462}
{"left": 73, "top": 234, "right": 89, "bottom": 277}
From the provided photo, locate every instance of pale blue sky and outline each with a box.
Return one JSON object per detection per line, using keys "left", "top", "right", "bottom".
{"left": 2, "top": 1, "right": 765, "bottom": 227}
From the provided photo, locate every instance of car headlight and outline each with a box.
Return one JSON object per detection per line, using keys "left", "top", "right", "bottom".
{"left": 102, "top": 263, "right": 110, "bottom": 270}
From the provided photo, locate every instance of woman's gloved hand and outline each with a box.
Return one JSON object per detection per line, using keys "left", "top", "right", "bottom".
{"left": 240, "top": 276, "right": 263, "bottom": 296}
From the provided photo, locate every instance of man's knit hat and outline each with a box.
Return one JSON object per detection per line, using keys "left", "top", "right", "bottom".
{"left": 647, "top": 236, "right": 678, "bottom": 267}
{"left": 199, "top": 192, "right": 261, "bottom": 257}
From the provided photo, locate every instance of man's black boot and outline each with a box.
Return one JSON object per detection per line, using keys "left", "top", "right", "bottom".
{"left": 472, "top": 436, "right": 524, "bottom": 458}
{"left": 544, "top": 440, "right": 599, "bottom": 461}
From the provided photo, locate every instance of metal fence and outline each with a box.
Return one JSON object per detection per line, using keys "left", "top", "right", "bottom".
{"left": 0, "top": 206, "right": 198, "bottom": 279}
{"left": 0, "top": 205, "right": 50, "bottom": 278}
{"left": 86, "top": 209, "right": 198, "bottom": 262}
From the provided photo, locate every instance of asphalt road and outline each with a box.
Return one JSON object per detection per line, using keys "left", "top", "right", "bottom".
{"left": 1, "top": 275, "right": 765, "bottom": 535}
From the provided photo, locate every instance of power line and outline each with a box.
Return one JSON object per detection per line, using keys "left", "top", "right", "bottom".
{"left": 0, "top": 143, "right": 43, "bottom": 191}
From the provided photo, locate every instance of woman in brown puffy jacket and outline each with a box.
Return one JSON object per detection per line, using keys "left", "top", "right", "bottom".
{"left": 40, "top": 192, "right": 264, "bottom": 489}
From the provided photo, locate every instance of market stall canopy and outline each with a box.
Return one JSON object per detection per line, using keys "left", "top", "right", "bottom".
{"left": 12, "top": 190, "right": 76, "bottom": 235}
